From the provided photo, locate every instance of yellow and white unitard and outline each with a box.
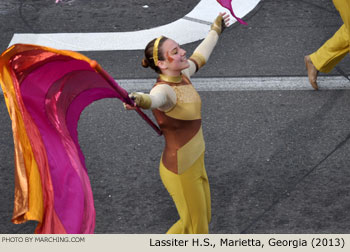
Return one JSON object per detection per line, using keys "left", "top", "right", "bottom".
{"left": 137, "top": 27, "right": 221, "bottom": 234}
{"left": 310, "top": 0, "right": 350, "bottom": 73}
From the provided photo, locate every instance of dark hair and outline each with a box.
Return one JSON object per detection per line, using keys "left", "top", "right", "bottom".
{"left": 141, "top": 36, "right": 168, "bottom": 73}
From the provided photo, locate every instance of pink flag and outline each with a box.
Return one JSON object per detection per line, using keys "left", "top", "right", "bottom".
{"left": 217, "top": 0, "right": 248, "bottom": 25}
{"left": 0, "top": 43, "right": 161, "bottom": 234}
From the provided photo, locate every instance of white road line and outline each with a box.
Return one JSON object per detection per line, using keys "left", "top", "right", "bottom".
{"left": 1, "top": 76, "right": 349, "bottom": 95}
{"left": 182, "top": 16, "right": 212, "bottom": 26}
{"left": 119, "top": 76, "right": 350, "bottom": 92}
{"left": 8, "top": 0, "right": 261, "bottom": 51}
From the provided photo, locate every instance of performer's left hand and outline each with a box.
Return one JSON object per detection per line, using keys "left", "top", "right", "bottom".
{"left": 220, "top": 12, "right": 231, "bottom": 28}
{"left": 211, "top": 12, "right": 230, "bottom": 35}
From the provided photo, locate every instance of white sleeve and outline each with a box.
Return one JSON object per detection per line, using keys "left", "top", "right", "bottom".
{"left": 149, "top": 84, "right": 176, "bottom": 112}
{"left": 182, "top": 30, "right": 219, "bottom": 77}
{"left": 193, "top": 30, "right": 219, "bottom": 62}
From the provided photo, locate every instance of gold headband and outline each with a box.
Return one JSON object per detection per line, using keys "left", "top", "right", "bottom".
{"left": 153, "top": 36, "right": 163, "bottom": 66}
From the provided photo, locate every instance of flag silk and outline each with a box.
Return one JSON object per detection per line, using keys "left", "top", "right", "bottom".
{"left": 217, "top": 0, "right": 248, "bottom": 25}
{"left": 0, "top": 44, "right": 158, "bottom": 233}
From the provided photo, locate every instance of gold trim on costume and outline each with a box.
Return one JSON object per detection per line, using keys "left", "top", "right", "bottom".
{"left": 210, "top": 15, "right": 223, "bottom": 35}
{"left": 153, "top": 36, "right": 163, "bottom": 65}
{"left": 190, "top": 52, "right": 206, "bottom": 69}
{"left": 159, "top": 74, "right": 182, "bottom": 83}
{"left": 139, "top": 94, "right": 152, "bottom": 109}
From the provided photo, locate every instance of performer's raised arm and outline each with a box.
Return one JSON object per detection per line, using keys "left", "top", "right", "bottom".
{"left": 183, "top": 12, "right": 230, "bottom": 77}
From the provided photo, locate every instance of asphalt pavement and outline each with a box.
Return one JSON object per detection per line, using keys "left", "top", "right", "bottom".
{"left": 0, "top": 0, "right": 350, "bottom": 234}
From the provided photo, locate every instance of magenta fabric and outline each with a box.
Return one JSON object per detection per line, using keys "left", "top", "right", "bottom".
{"left": 20, "top": 57, "right": 127, "bottom": 233}
{"left": 97, "top": 67, "right": 162, "bottom": 135}
{"left": 5, "top": 44, "right": 161, "bottom": 233}
{"left": 20, "top": 59, "right": 98, "bottom": 233}
{"left": 217, "top": 0, "right": 248, "bottom": 25}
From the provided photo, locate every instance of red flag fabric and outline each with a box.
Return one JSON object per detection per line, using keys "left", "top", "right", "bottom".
{"left": 217, "top": 0, "right": 248, "bottom": 25}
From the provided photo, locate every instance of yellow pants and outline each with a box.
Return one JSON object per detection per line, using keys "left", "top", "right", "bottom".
{"left": 310, "top": 0, "right": 350, "bottom": 73}
{"left": 159, "top": 152, "right": 211, "bottom": 234}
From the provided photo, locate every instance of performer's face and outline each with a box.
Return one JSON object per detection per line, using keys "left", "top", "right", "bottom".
{"left": 159, "top": 39, "right": 189, "bottom": 73}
